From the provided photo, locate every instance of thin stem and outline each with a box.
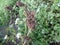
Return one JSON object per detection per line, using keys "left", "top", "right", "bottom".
{"left": 27, "top": 29, "right": 32, "bottom": 36}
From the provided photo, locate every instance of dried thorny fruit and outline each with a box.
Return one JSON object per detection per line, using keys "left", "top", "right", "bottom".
{"left": 23, "top": 36, "right": 31, "bottom": 45}
{"left": 27, "top": 20, "right": 35, "bottom": 29}
{"left": 16, "top": 1, "right": 25, "bottom": 7}
{"left": 25, "top": 11, "right": 36, "bottom": 29}
{"left": 24, "top": 36, "right": 31, "bottom": 41}
{"left": 5, "top": 6, "right": 12, "bottom": 11}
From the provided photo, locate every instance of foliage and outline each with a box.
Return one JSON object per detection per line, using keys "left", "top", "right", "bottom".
{"left": 0, "top": 0, "right": 60, "bottom": 45}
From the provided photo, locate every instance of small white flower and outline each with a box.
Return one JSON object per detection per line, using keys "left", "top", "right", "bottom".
{"left": 57, "top": 3, "right": 60, "bottom": 7}
{"left": 4, "top": 35, "right": 8, "bottom": 39}
{"left": 16, "top": 33, "right": 21, "bottom": 39}
{"left": 15, "top": 18, "right": 20, "bottom": 24}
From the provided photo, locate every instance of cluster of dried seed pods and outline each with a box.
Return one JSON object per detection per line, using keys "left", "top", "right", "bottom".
{"left": 5, "top": 6, "right": 12, "bottom": 11}
{"left": 16, "top": 1, "right": 25, "bottom": 7}
{"left": 26, "top": 11, "right": 35, "bottom": 30}
{"left": 23, "top": 6, "right": 35, "bottom": 45}
{"left": 16, "top": 1, "right": 36, "bottom": 45}
{"left": 23, "top": 36, "right": 31, "bottom": 45}
{"left": 5, "top": 1, "right": 36, "bottom": 45}
{"left": 16, "top": 1, "right": 36, "bottom": 30}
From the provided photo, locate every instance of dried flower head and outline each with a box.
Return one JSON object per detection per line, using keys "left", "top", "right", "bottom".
{"left": 25, "top": 11, "right": 35, "bottom": 29}
{"left": 16, "top": 1, "right": 25, "bottom": 7}
{"left": 5, "top": 6, "right": 12, "bottom": 11}
{"left": 24, "top": 36, "right": 31, "bottom": 41}
{"left": 23, "top": 36, "right": 31, "bottom": 45}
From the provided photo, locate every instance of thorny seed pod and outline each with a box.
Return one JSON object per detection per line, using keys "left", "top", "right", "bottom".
{"left": 24, "top": 36, "right": 31, "bottom": 41}
{"left": 24, "top": 36, "right": 32, "bottom": 45}
{"left": 16, "top": 1, "right": 25, "bottom": 7}
{"left": 23, "top": 36, "right": 31, "bottom": 45}
{"left": 26, "top": 11, "right": 36, "bottom": 29}
{"left": 27, "top": 21, "right": 35, "bottom": 29}
{"left": 5, "top": 6, "right": 12, "bottom": 11}
{"left": 30, "top": 11, "right": 35, "bottom": 16}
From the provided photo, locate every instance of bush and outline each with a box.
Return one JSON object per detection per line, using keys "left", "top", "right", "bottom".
{"left": 0, "top": 0, "right": 60, "bottom": 45}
